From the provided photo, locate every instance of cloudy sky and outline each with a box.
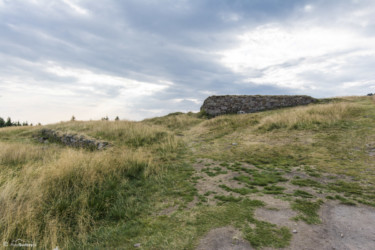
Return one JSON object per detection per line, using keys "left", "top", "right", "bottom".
{"left": 1, "top": 0, "right": 375, "bottom": 124}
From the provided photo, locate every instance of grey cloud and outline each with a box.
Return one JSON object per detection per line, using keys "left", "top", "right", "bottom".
{"left": 0, "top": 0, "right": 375, "bottom": 123}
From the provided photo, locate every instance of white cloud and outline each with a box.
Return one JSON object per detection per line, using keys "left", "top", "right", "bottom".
{"left": 0, "top": 61, "right": 171, "bottom": 124}
{"left": 219, "top": 23, "right": 375, "bottom": 90}
{"left": 61, "top": 0, "right": 89, "bottom": 16}
{"left": 172, "top": 98, "right": 201, "bottom": 104}
{"left": 45, "top": 63, "right": 168, "bottom": 97}
{"left": 304, "top": 4, "right": 314, "bottom": 12}
{"left": 342, "top": 80, "right": 375, "bottom": 88}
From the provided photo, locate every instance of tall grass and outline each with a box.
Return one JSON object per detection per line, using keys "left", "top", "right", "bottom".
{"left": 0, "top": 142, "right": 50, "bottom": 167}
{"left": 144, "top": 112, "right": 203, "bottom": 131}
{"left": 200, "top": 114, "right": 260, "bottom": 139}
{"left": 47, "top": 120, "right": 176, "bottom": 147}
{"left": 258, "top": 102, "right": 362, "bottom": 131}
{"left": 0, "top": 122, "right": 183, "bottom": 249}
{"left": 0, "top": 147, "right": 158, "bottom": 248}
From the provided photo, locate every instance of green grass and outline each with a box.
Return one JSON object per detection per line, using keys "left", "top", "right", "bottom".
{"left": 234, "top": 171, "right": 287, "bottom": 187}
{"left": 293, "top": 190, "right": 314, "bottom": 198}
{"left": 244, "top": 221, "right": 292, "bottom": 248}
{"left": 291, "top": 199, "right": 323, "bottom": 224}
{"left": 219, "top": 184, "right": 258, "bottom": 195}
{"left": 214, "top": 195, "right": 242, "bottom": 202}
{"left": 291, "top": 178, "right": 323, "bottom": 188}
{"left": 201, "top": 167, "right": 228, "bottom": 176}
{"left": 263, "top": 185, "right": 286, "bottom": 194}
{"left": 327, "top": 181, "right": 363, "bottom": 195}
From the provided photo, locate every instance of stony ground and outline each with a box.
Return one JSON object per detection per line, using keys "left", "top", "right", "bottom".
{"left": 192, "top": 159, "right": 375, "bottom": 250}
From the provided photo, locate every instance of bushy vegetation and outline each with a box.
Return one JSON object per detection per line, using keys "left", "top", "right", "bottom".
{"left": 0, "top": 116, "right": 33, "bottom": 127}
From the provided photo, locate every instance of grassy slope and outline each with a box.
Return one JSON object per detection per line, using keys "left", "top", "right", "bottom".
{"left": 1, "top": 96, "right": 375, "bottom": 249}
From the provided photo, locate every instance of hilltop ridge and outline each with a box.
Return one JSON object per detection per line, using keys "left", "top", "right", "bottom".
{"left": 1, "top": 96, "right": 375, "bottom": 249}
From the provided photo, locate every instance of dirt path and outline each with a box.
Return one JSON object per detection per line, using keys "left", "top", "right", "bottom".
{"left": 193, "top": 159, "right": 375, "bottom": 249}
{"left": 196, "top": 226, "right": 253, "bottom": 250}
{"left": 197, "top": 202, "right": 375, "bottom": 250}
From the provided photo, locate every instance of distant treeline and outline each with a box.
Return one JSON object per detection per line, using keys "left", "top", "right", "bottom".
{"left": 0, "top": 117, "right": 34, "bottom": 127}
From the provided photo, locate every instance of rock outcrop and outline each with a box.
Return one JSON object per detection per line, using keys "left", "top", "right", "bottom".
{"left": 201, "top": 95, "right": 317, "bottom": 117}
{"left": 36, "top": 129, "right": 109, "bottom": 150}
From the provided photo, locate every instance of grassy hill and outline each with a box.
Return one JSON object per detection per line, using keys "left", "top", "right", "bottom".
{"left": 1, "top": 96, "right": 375, "bottom": 249}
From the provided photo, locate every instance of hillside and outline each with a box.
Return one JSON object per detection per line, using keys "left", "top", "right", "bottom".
{"left": 1, "top": 96, "right": 375, "bottom": 249}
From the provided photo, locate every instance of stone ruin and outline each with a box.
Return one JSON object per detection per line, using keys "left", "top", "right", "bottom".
{"left": 36, "top": 128, "right": 110, "bottom": 150}
{"left": 200, "top": 95, "right": 317, "bottom": 117}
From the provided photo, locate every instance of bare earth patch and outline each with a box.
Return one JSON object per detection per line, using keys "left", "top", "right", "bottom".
{"left": 256, "top": 201, "right": 375, "bottom": 250}
{"left": 196, "top": 226, "right": 253, "bottom": 250}
{"left": 192, "top": 159, "right": 375, "bottom": 249}
{"left": 192, "top": 159, "right": 252, "bottom": 204}
{"left": 320, "top": 203, "right": 375, "bottom": 250}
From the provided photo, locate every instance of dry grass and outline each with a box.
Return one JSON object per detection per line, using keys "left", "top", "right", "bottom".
{"left": 0, "top": 142, "right": 50, "bottom": 167}
{"left": 143, "top": 112, "right": 203, "bottom": 131}
{"left": 0, "top": 121, "right": 183, "bottom": 249}
{"left": 46, "top": 120, "right": 177, "bottom": 148}
{"left": 1, "top": 96, "right": 374, "bottom": 249}
{"left": 0, "top": 146, "right": 157, "bottom": 248}
{"left": 258, "top": 102, "right": 361, "bottom": 131}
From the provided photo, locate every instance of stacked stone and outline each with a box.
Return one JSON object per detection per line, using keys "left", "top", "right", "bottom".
{"left": 37, "top": 128, "right": 109, "bottom": 150}
{"left": 201, "top": 95, "right": 317, "bottom": 117}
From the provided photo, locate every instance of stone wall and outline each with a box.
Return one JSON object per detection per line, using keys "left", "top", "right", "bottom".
{"left": 201, "top": 95, "right": 317, "bottom": 116}
{"left": 36, "top": 129, "right": 110, "bottom": 150}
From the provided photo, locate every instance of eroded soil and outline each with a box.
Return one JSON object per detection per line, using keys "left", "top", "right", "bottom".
{"left": 193, "top": 159, "right": 375, "bottom": 249}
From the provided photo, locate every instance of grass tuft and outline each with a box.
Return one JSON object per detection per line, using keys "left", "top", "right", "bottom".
{"left": 291, "top": 199, "right": 323, "bottom": 224}
{"left": 258, "top": 102, "right": 362, "bottom": 131}
{"left": 244, "top": 221, "right": 291, "bottom": 248}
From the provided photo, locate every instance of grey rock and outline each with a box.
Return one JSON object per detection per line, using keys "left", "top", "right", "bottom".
{"left": 201, "top": 95, "right": 317, "bottom": 117}
{"left": 36, "top": 129, "right": 109, "bottom": 150}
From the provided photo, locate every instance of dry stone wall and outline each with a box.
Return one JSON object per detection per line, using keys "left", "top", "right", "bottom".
{"left": 201, "top": 95, "right": 317, "bottom": 116}
{"left": 36, "top": 128, "right": 110, "bottom": 150}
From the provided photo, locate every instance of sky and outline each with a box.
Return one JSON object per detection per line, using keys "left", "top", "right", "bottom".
{"left": 1, "top": 0, "right": 375, "bottom": 124}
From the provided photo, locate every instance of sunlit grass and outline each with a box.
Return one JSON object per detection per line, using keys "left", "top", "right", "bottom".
{"left": 257, "top": 102, "right": 362, "bottom": 131}
{"left": 0, "top": 120, "right": 183, "bottom": 248}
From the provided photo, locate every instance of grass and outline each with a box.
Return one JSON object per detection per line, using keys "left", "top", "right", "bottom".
{"left": 214, "top": 195, "right": 242, "bottom": 202}
{"left": 327, "top": 181, "right": 363, "bottom": 195}
{"left": 234, "top": 171, "right": 287, "bottom": 186}
{"left": 201, "top": 166, "right": 227, "bottom": 176}
{"left": 2, "top": 96, "right": 375, "bottom": 248}
{"left": 0, "top": 122, "right": 184, "bottom": 249}
{"left": 291, "top": 199, "right": 323, "bottom": 224}
{"left": 244, "top": 221, "right": 291, "bottom": 248}
{"left": 263, "top": 185, "right": 286, "bottom": 195}
{"left": 219, "top": 184, "right": 258, "bottom": 195}
{"left": 291, "top": 178, "right": 323, "bottom": 188}
{"left": 333, "top": 195, "right": 357, "bottom": 206}
{"left": 143, "top": 112, "right": 203, "bottom": 132}
{"left": 257, "top": 102, "right": 362, "bottom": 131}
{"left": 293, "top": 190, "right": 314, "bottom": 198}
